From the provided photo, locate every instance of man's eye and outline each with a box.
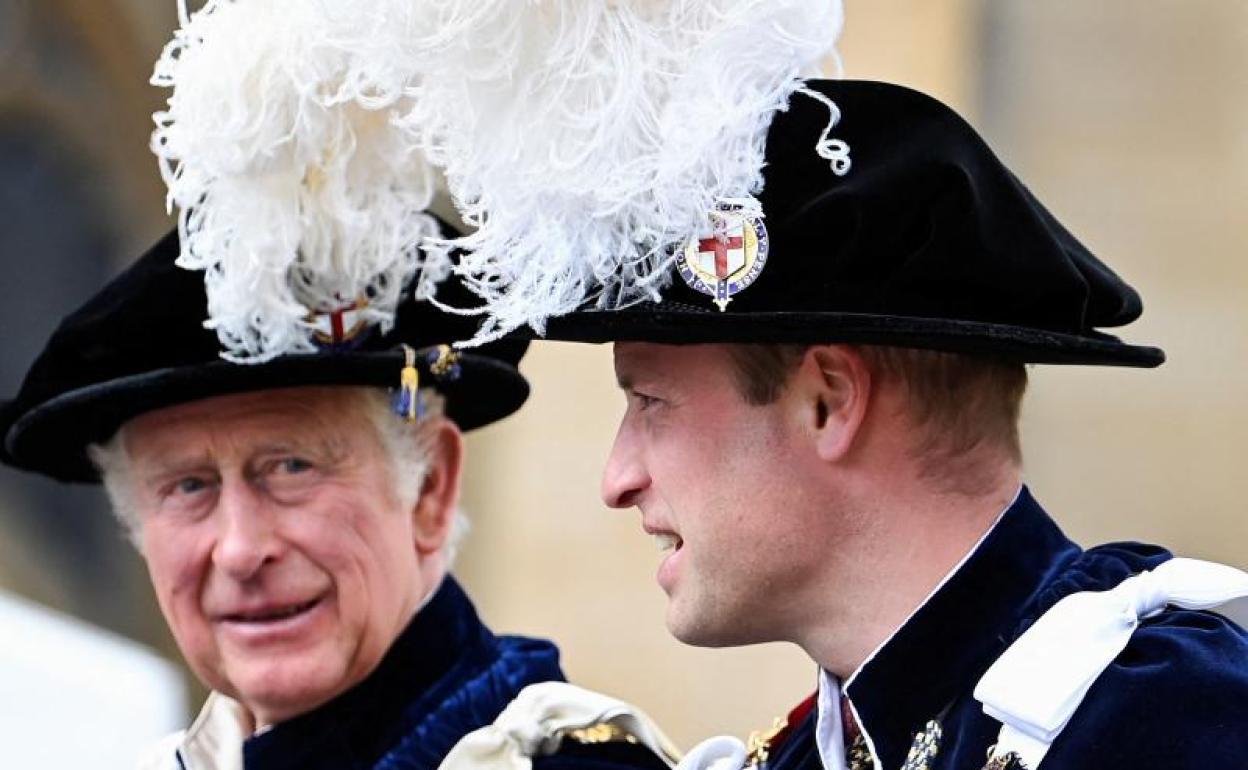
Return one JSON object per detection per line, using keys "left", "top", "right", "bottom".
{"left": 174, "top": 477, "right": 210, "bottom": 495}
{"left": 632, "top": 392, "right": 662, "bottom": 411}
{"left": 277, "top": 457, "right": 313, "bottom": 474}
{"left": 175, "top": 474, "right": 207, "bottom": 491}
{"left": 263, "top": 456, "right": 321, "bottom": 499}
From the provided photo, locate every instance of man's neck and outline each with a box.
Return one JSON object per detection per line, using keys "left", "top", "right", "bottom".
{"left": 797, "top": 474, "right": 1022, "bottom": 679}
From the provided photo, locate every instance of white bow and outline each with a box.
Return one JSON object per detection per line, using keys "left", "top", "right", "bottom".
{"left": 437, "top": 682, "right": 681, "bottom": 770}
{"left": 974, "top": 557, "right": 1248, "bottom": 766}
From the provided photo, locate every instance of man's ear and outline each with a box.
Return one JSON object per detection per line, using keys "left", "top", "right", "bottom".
{"left": 796, "top": 345, "right": 873, "bottom": 463}
{"left": 412, "top": 418, "right": 464, "bottom": 556}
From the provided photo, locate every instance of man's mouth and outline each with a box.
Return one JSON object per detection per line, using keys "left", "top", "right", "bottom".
{"left": 649, "top": 527, "right": 686, "bottom": 593}
{"left": 653, "top": 532, "right": 683, "bottom": 553}
{"left": 221, "top": 597, "right": 322, "bottom": 624}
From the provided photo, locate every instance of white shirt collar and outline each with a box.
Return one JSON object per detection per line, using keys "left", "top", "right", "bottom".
{"left": 173, "top": 692, "right": 252, "bottom": 770}
{"left": 814, "top": 670, "right": 847, "bottom": 770}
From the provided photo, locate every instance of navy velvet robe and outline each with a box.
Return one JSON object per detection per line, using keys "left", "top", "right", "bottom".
{"left": 763, "top": 488, "right": 1248, "bottom": 770}
{"left": 233, "top": 577, "right": 668, "bottom": 770}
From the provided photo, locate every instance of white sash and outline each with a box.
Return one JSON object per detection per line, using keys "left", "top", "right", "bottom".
{"left": 437, "top": 682, "right": 681, "bottom": 770}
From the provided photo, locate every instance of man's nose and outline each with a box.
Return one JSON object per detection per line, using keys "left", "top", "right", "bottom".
{"left": 601, "top": 422, "right": 649, "bottom": 509}
{"left": 213, "top": 477, "right": 283, "bottom": 580}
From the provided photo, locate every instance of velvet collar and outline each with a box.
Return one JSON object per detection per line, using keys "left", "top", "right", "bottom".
{"left": 240, "top": 576, "right": 564, "bottom": 770}
{"left": 841, "top": 487, "right": 1082, "bottom": 770}
{"left": 764, "top": 487, "right": 1203, "bottom": 770}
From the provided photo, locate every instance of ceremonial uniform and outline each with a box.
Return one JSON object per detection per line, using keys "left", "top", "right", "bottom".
{"left": 139, "top": 577, "right": 669, "bottom": 770}
{"left": 753, "top": 488, "right": 1248, "bottom": 770}
{"left": 348, "top": 54, "right": 1247, "bottom": 766}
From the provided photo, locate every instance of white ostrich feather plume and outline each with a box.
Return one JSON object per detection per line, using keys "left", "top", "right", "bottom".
{"left": 372, "top": 0, "right": 846, "bottom": 342}
{"left": 151, "top": 0, "right": 443, "bottom": 362}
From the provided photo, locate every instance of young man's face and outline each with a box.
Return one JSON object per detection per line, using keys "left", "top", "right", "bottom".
{"left": 603, "top": 343, "right": 831, "bottom": 647}
{"left": 123, "top": 387, "right": 447, "bottom": 725}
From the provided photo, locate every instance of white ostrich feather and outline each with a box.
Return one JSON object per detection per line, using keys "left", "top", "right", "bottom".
{"left": 371, "top": 0, "right": 846, "bottom": 342}
{"left": 151, "top": 0, "right": 442, "bottom": 362}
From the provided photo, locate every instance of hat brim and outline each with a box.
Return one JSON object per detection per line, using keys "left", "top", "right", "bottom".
{"left": 540, "top": 304, "right": 1165, "bottom": 368}
{"left": 4, "top": 344, "right": 528, "bottom": 484}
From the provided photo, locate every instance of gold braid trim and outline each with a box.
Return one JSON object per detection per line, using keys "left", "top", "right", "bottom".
{"left": 745, "top": 716, "right": 788, "bottom": 766}
{"left": 983, "top": 744, "right": 1029, "bottom": 770}
{"left": 563, "top": 723, "right": 638, "bottom": 745}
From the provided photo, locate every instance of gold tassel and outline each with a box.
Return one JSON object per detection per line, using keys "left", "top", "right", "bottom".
{"left": 396, "top": 344, "right": 420, "bottom": 422}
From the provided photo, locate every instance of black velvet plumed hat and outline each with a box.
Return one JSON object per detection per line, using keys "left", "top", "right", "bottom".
{"left": 540, "top": 80, "right": 1164, "bottom": 368}
{"left": 1, "top": 229, "right": 530, "bottom": 484}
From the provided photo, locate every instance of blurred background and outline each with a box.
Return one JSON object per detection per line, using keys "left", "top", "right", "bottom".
{"left": 1, "top": 0, "right": 1245, "bottom": 761}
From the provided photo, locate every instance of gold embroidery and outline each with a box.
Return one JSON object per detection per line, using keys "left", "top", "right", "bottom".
{"left": 900, "top": 720, "right": 943, "bottom": 770}
{"left": 563, "top": 722, "right": 637, "bottom": 744}
{"left": 982, "top": 744, "right": 1028, "bottom": 770}
{"left": 846, "top": 731, "right": 873, "bottom": 770}
{"left": 745, "top": 716, "right": 788, "bottom": 766}
{"left": 428, "top": 344, "right": 461, "bottom": 378}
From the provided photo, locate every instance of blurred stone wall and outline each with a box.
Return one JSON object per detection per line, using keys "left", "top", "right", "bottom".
{"left": 0, "top": 0, "right": 177, "bottom": 658}
{"left": 980, "top": 1, "right": 1248, "bottom": 567}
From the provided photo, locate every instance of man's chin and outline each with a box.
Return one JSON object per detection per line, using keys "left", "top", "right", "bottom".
{"left": 665, "top": 597, "right": 775, "bottom": 649}
{"left": 222, "top": 658, "right": 350, "bottom": 725}
{"left": 666, "top": 605, "right": 741, "bottom": 648}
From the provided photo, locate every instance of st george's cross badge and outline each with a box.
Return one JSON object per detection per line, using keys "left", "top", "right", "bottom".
{"left": 675, "top": 203, "right": 770, "bottom": 311}
{"left": 308, "top": 296, "right": 373, "bottom": 348}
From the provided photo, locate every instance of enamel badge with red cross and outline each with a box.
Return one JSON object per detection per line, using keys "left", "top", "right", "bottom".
{"left": 309, "top": 297, "right": 372, "bottom": 348}
{"left": 675, "top": 203, "right": 770, "bottom": 311}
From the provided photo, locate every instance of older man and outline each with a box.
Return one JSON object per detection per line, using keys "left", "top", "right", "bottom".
{"left": 443, "top": 78, "right": 1248, "bottom": 769}
{"left": 0, "top": 230, "right": 676, "bottom": 770}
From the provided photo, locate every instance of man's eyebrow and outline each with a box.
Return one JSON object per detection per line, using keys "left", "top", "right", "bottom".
{"left": 615, "top": 364, "right": 668, "bottom": 393}
{"left": 135, "top": 452, "right": 213, "bottom": 486}
{"left": 251, "top": 435, "right": 347, "bottom": 462}
{"left": 251, "top": 440, "right": 301, "bottom": 456}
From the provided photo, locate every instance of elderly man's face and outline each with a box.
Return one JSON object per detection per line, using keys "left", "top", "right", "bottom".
{"left": 123, "top": 387, "right": 453, "bottom": 725}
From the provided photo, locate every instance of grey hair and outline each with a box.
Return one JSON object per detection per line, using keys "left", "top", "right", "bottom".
{"left": 90, "top": 428, "right": 142, "bottom": 547}
{"left": 88, "top": 387, "right": 470, "bottom": 563}
{"left": 358, "top": 388, "right": 471, "bottom": 565}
